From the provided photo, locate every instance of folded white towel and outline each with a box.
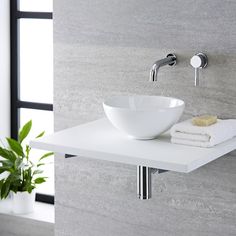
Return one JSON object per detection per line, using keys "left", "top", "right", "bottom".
{"left": 170, "top": 119, "right": 236, "bottom": 147}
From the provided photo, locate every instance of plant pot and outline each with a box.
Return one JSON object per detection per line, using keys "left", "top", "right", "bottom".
{"left": 12, "top": 190, "right": 35, "bottom": 214}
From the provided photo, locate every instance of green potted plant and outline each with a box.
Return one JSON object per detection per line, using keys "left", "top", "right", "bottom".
{"left": 0, "top": 120, "right": 53, "bottom": 214}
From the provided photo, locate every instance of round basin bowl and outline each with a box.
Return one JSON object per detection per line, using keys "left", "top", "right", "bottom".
{"left": 103, "top": 95, "right": 185, "bottom": 140}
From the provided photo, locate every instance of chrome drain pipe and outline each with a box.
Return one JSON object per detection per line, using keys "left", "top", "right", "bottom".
{"left": 137, "top": 166, "right": 167, "bottom": 200}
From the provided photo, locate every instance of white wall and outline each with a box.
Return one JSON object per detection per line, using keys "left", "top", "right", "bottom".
{"left": 0, "top": 0, "right": 10, "bottom": 140}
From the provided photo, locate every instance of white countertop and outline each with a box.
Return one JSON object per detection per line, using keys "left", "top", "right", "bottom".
{"left": 0, "top": 198, "right": 54, "bottom": 223}
{"left": 30, "top": 118, "right": 236, "bottom": 173}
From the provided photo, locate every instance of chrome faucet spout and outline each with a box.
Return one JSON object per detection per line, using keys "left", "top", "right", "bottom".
{"left": 149, "top": 53, "right": 177, "bottom": 82}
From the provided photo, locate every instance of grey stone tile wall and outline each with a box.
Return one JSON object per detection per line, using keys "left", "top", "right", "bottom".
{"left": 54, "top": 1, "right": 236, "bottom": 235}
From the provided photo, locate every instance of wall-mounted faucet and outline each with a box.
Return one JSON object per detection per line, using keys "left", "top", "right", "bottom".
{"left": 149, "top": 53, "right": 177, "bottom": 82}
{"left": 190, "top": 53, "right": 208, "bottom": 86}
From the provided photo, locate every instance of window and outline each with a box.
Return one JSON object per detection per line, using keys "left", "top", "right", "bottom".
{"left": 10, "top": 0, "right": 54, "bottom": 204}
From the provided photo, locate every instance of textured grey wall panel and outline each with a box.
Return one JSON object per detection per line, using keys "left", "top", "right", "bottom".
{"left": 54, "top": 0, "right": 236, "bottom": 235}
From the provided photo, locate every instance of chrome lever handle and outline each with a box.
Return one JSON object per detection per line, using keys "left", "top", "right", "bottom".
{"left": 190, "top": 53, "right": 208, "bottom": 86}
{"left": 194, "top": 68, "right": 199, "bottom": 86}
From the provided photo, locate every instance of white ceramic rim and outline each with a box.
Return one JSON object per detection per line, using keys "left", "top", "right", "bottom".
{"left": 103, "top": 95, "right": 185, "bottom": 112}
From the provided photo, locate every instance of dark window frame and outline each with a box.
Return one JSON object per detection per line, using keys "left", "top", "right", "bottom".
{"left": 10, "top": 0, "right": 54, "bottom": 205}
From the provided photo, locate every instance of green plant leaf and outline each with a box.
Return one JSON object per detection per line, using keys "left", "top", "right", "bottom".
{"left": 0, "top": 166, "right": 10, "bottom": 174}
{"left": 14, "top": 157, "right": 23, "bottom": 169}
{"left": 37, "top": 163, "right": 45, "bottom": 167}
{"left": 27, "top": 185, "right": 34, "bottom": 193}
{"left": 0, "top": 180, "right": 4, "bottom": 190}
{"left": 35, "top": 131, "right": 45, "bottom": 139}
{"left": 39, "top": 152, "right": 54, "bottom": 162}
{"left": 19, "top": 120, "right": 32, "bottom": 144}
{"left": 33, "top": 169, "right": 43, "bottom": 175}
{"left": 1, "top": 180, "right": 10, "bottom": 199}
{"left": 0, "top": 147, "right": 16, "bottom": 162}
{"left": 6, "top": 138, "right": 24, "bottom": 157}
{"left": 10, "top": 172, "right": 21, "bottom": 180}
{"left": 0, "top": 159, "right": 14, "bottom": 167}
{"left": 25, "top": 145, "right": 31, "bottom": 158}
{"left": 34, "top": 177, "right": 47, "bottom": 184}
{"left": 0, "top": 181, "right": 5, "bottom": 199}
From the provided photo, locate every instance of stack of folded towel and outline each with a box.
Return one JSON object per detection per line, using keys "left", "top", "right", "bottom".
{"left": 170, "top": 118, "right": 236, "bottom": 148}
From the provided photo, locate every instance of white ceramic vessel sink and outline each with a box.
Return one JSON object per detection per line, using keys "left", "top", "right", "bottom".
{"left": 103, "top": 95, "right": 185, "bottom": 140}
